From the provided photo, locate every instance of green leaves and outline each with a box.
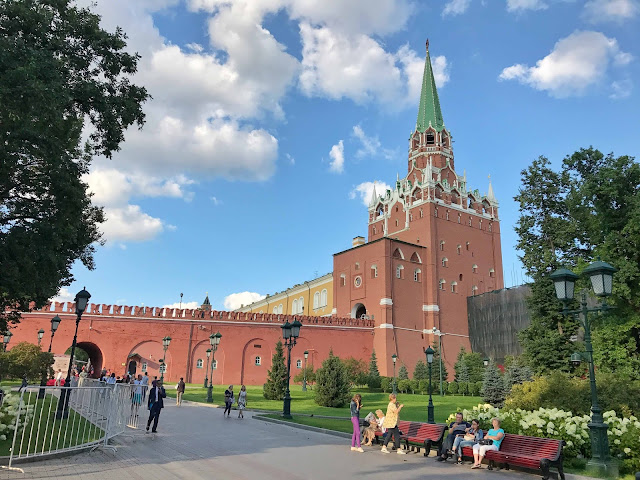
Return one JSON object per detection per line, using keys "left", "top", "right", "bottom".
{"left": 515, "top": 148, "right": 640, "bottom": 378}
{"left": 0, "top": 0, "right": 149, "bottom": 331}
{"left": 263, "top": 340, "right": 287, "bottom": 400}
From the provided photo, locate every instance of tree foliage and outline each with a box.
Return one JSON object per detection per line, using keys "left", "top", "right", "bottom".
{"left": 0, "top": 342, "right": 54, "bottom": 381}
{"left": 342, "top": 356, "right": 368, "bottom": 386}
{"left": 314, "top": 351, "right": 351, "bottom": 407}
{"left": 0, "top": 0, "right": 150, "bottom": 331}
{"left": 413, "top": 360, "right": 429, "bottom": 381}
{"left": 481, "top": 362, "right": 506, "bottom": 407}
{"left": 367, "top": 350, "right": 381, "bottom": 389}
{"left": 397, "top": 365, "right": 409, "bottom": 380}
{"left": 293, "top": 366, "right": 315, "bottom": 386}
{"left": 263, "top": 341, "right": 287, "bottom": 400}
{"left": 515, "top": 149, "right": 640, "bottom": 377}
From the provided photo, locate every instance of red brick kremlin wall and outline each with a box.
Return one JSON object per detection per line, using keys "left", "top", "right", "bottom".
{"left": 10, "top": 301, "right": 374, "bottom": 385}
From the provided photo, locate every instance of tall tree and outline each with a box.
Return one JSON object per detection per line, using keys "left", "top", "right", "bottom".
{"left": 263, "top": 341, "right": 287, "bottom": 400}
{"left": 482, "top": 362, "right": 506, "bottom": 407}
{"left": 0, "top": 0, "right": 149, "bottom": 331}
{"left": 315, "top": 350, "right": 351, "bottom": 408}
{"left": 515, "top": 156, "right": 581, "bottom": 373}
{"left": 397, "top": 364, "right": 409, "bottom": 380}
{"left": 367, "top": 349, "right": 381, "bottom": 389}
{"left": 413, "top": 360, "right": 429, "bottom": 381}
{"left": 515, "top": 149, "right": 640, "bottom": 377}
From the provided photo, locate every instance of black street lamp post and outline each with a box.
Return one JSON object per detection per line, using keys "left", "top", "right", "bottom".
{"left": 391, "top": 354, "right": 397, "bottom": 395}
{"left": 56, "top": 288, "right": 91, "bottom": 419}
{"left": 204, "top": 348, "right": 212, "bottom": 388}
{"left": 302, "top": 350, "right": 309, "bottom": 392}
{"left": 207, "top": 332, "right": 221, "bottom": 403}
{"left": 37, "top": 329, "right": 45, "bottom": 347}
{"left": 425, "top": 346, "right": 435, "bottom": 424}
{"left": 483, "top": 357, "right": 489, "bottom": 367}
{"left": 282, "top": 319, "right": 302, "bottom": 418}
{"left": 551, "top": 259, "right": 618, "bottom": 478}
{"left": 39, "top": 315, "right": 61, "bottom": 399}
{"left": 160, "top": 336, "right": 171, "bottom": 383}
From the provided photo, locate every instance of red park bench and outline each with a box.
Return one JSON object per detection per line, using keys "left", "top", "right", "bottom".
{"left": 460, "top": 433, "right": 565, "bottom": 480}
{"left": 374, "top": 420, "right": 447, "bottom": 456}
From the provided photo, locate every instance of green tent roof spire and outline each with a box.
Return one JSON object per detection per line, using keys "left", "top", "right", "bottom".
{"left": 416, "top": 39, "right": 445, "bottom": 133}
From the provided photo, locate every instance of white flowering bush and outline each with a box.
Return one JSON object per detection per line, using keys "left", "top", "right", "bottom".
{"left": 0, "top": 393, "right": 34, "bottom": 453}
{"left": 447, "top": 404, "right": 640, "bottom": 474}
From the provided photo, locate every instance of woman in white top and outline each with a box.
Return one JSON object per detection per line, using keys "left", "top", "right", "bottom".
{"left": 237, "top": 385, "right": 247, "bottom": 419}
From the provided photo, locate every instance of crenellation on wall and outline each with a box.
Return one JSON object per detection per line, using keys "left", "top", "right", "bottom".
{"left": 22, "top": 302, "right": 374, "bottom": 328}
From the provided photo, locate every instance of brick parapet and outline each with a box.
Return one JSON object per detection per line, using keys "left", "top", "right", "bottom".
{"left": 26, "top": 302, "right": 374, "bottom": 329}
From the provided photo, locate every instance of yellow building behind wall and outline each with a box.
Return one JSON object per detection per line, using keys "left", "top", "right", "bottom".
{"left": 235, "top": 273, "right": 334, "bottom": 317}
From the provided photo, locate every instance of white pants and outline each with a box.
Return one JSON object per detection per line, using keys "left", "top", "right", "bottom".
{"left": 473, "top": 444, "right": 498, "bottom": 457}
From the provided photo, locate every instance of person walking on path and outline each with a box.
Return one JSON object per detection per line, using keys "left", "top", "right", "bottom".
{"left": 350, "top": 394, "right": 364, "bottom": 452}
{"left": 176, "top": 377, "right": 185, "bottom": 406}
{"left": 224, "top": 385, "right": 234, "bottom": 417}
{"left": 237, "top": 385, "right": 247, "bottom": 418}
{"left": 381, "top": 393, "right": 405, "bottom": 455}
{"left": 141, "top": 372, "right": 149, "bottom": 400}
{"left": 146, "top": 380, "right": 166, "bottom": 433}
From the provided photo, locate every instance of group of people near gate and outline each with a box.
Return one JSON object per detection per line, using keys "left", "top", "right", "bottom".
{"left": 350, "top": 393, "right": 504, "bottom": 469}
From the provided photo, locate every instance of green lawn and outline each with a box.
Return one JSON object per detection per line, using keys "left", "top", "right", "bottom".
{"left": 164, "top": 383, "right": 481, "bottom": 423}
{"left": 262, "top": 414, "right": 354, "bottom": 433}
{"left": 0, "top": 394, "right": 104, "bottom": 457}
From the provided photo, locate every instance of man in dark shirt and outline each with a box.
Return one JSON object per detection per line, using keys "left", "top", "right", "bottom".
{"left": 437, "top": 412, "right": 471, "bottom": 461}
{"left": 176, "top": 377, "right": 185, "bottom": 406}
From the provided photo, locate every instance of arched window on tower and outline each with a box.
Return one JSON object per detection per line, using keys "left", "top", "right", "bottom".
{"left": 439, "top": 279, "right": 446, "bottom": 290}
{"left": 321, "top": 289, "right": 328, "bottom": 307}
{"left": 393, "top": 248, "right": 404, "bottom": 259}
{"left": 292, "top": 299, "right": 298, "bottom": 315}
{"left": 457, "top": 244, "right": 461, "bottom": 255}
{"left": 410, "top": 252, "right": 422, "bottom": 263}
{"left": 396, "top": 265, "right": 404, "bottom": 279}
{"left": 196, "top": 359, "right": 203, "bottom": 368}
{"left": 414, "top": 269, "right": 422, "bottom": 282}
{"left": 472, "top": 264, "right": 478, "bottom": 273}
{"left": 489, "top": 268, "right": 495, "bottom": 278}
{"left": 451, "top": 281, "right": 458, "bottom": 293}
{"left": 440, "top": 240, "right": 445, "bottom": 251}
{"left": 340, "top": 274, "right": 346, "bottom": 286}
{"left": 472, "top": 285, "right": 479, "bottom": 295}
{"left": 426, "top": 132, "right": 435, "bottom": 145}
{"left": 442, "top": 257, "right": 448, "bottom": 267}
{"left": 313, "top": 292, "right": 320, "bottom": 309}
{"left": 371, "top": 264, "right": 378, "bottom": 279}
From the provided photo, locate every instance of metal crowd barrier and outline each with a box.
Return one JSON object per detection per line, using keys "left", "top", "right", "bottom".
{"left": 1, "top": 380, "right": 148, "bottom": 473}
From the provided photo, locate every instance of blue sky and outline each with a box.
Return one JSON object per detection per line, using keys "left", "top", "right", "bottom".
{"left": 57, "top": 0, "right": 640, "bottom": 310}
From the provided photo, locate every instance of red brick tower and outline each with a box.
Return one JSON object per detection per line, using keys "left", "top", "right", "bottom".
{"left": 333, "top": 41, "right": 504, "bottom": 376}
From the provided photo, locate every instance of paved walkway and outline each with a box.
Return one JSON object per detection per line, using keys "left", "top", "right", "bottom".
{"left": 2, "top": 402, "right": 559, "bottom": 480}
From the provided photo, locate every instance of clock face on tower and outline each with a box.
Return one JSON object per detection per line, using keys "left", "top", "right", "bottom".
{"left": 354, "top": 276, "right": 362, "bottom": 288}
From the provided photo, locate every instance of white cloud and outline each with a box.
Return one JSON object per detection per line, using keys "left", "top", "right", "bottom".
{"left": 163, "top": 301, "right": 200, "bottom": 309}
{"left": 352, "top": 126, "right": 394, "bottom": 160}
{"left": 498, "top": 31, "right": 632, "bottom": 97}
{"left": 50, "top": 287, "right": 75, "bottom": 303}
{"left": 100, "top": 205, "right": 164, "bottom": 243}
{"left": 398, "top": 45, "right": 450, "bottom": 104}
{"left": 583, "top": 0, "right": 639, "bottom": 23}
{"left": 185, "top": 43, "right": 204, "bottom": 53}
{"left": 443, "top": 0, "right": 472, "bottom": 16}
{"left": 350, "top": 181, "right": 392, "bottom": 207}
{"left": 329, "top": 140, "right": 345, "bottom": 173}
{"left": 211, "top": 196, "right": 221, "bottom": 205}
{"left": 610, "top": 79, "right": 633, "bottom": 99}
{"left": 286, "top": 153, "right": 295, "bottom": 165}
{"left": 223, "top": 291, "right": 266, "bottom": 310}
{"left": 506, "top": 0, "right": 548, "bottom": 12}
{"left": 189, "top": 0, "right": 413, "bottom": 36}
{"left": 299, "top": 25, "right": 447, "bottom": 108}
